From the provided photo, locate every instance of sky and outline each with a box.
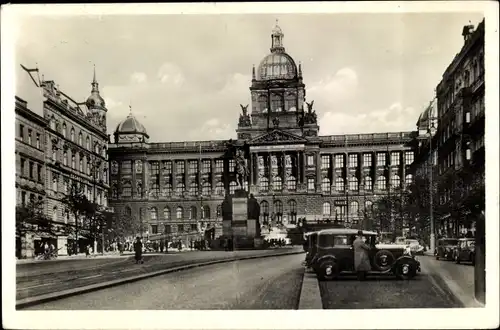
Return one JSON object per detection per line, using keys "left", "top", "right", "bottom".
{"left": 14, "top": 12, "right": 485, "bottom": 142}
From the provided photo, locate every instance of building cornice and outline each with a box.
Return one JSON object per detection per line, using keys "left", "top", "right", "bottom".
{"left": 44, "top": 96, "right": 108, "bottom": 140}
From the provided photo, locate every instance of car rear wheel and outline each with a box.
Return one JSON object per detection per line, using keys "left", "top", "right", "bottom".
{"left": 455, "top": 254, "right": 461, "bottom": 264}
{"left": 395, "top": 260, "right": 417, "bottom": 280}
{"left": 317, "top": 259, "right": 339, "bottom": 281}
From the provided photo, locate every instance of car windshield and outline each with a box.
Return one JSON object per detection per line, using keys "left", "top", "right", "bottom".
{"left": 443, "top": 239, "right": 458, "bottom": 245}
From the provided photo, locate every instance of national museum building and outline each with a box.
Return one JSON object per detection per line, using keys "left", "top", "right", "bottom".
{"left": 108, "top": 24, "right": 416, "bottom": 239}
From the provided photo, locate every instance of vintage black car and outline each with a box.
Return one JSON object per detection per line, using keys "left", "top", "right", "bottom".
{"left": 453, "top": 238, "right": 475, "bottom": 265}
{"left": 308, "top": 229, "right": 421, "bottom": 280}
{"left": 435, "top": 238, "right": 458, "bottom": 261}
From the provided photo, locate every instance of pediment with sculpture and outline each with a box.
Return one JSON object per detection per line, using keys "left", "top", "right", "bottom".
{"left": 249, "top": 129, "right": 308, "bottom": 145}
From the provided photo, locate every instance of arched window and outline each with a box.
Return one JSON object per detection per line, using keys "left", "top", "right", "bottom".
{"left": 162, "top": 183, "right": 172, "bottom": 197}
{"left": 287, "top": 176, "right": 296, "bottom": 191}
{"left": 260, "top": 201, "right": 270, "bottom": 224}
{"left": 287, "top": 200, "right": 297, "bottom": 224}
{"left": 52, "top": 147, "right": 57, "bottom": 161}
{"left": 64, "top": 209, "right": 70, "bottom": 224}
{"left": 335, "top": 205, "right": 346, "bottom": 220}
{"left": 50, "top": 117, "right": 56, "bottom": 130}
{"left": 111, "top": 183, "right": 118, "bottom": 199}
{"left": 189, "top": 182, "right": 198, "bottom": 196}
{"left": 215, "top": 181, "right": 224, "bottom": 196}
{"left": 190, "top": 206, "right": 197, "bottom": 220}
{"left": 405, "top": 174, "right": 413, "bottom": 185}
{"left": 377, "top": 176, "right": 386, "bottom": 190}
{"left": 87, "top": 161, "right": 91, "bottom": 176}
{"left": 122, "top": 181, "right": 132, "bottom": 197}
{"left": 216, "top": 205, "right": 222, "bottom": 219}
{"left": 335, "top": 178, "right": 345, "bottom": 192}
{"left": 78, "top": 133, "right": 83, "bottom": 146}
{"left": 274, "top": 200, "right": 283, "bottom": 223}
{"left": 125, "top": 206, "right": 132, "bottom": 216}
{"left": 273, "top": 177, "right": 282, "bottom": 191}
{"left": 150, "top": 207, "right": 158, "bottom": 220}
{"left": 79, "top": 158, "right": 83, "bottom": 172}
{"left": 202, "top": 181, "right": 211, "bottom": 196}
{"left": 52, "top": 174, "right": 58, "bottom": 191}
{"left": 63, "top": 180, "right": 68, "bottom": 194}
{"left": 321, "top": 177, "right": 331, "bottom": 194}
{"left": 63, "top": 151, "right": 68, "bottom": 166}
{"left": 229, "top": 181, "right": 238, "bottom": 195}
{"left": 202, "top": 205, "right": 210, "bottom": 219}
{"left": 176, "top": 182, "right": 185, "bottom": 196}
{"left": 163, "top": 207, "right": 170, "bottom": 220}
{"left": 364, "top": 200, "right": 373, "bottom": 214}
{"left": 364, "top": 176, "right": 373, "bottom": 190}
{"left": 176, "top": 206, "right": 183, "bottom": 219}
{"left": 103, "top": 169, "right": 107, "bottom": 183}
{"left": 260, "top": 177, "right": 269, "bottom": 192}
{"left": 391, "top": 175, "right": 400, "bottom": 189}
{"left": 62, "top": 123, "right": 67, "bottom": 138}
{"left": 52, "top": 206, "right": 58, "bottom": 222}
{"left": 86, "top": 136, "right": 90, "bottom": 150}
{"left": 349, "top": 201, "right": 359, "bottom": 215}
{"left": 349, "top": 176, "right": 359, "bottom": 191}
{"left": 70, "top": 128, "right": 75, "bottom": 141}
{"left": 322, "top": 202, "right": 331, "bottom": 216}
{"left": 71, "top": 154, "right": 76, "bottom": 169}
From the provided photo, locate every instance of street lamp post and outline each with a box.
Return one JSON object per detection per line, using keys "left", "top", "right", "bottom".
{"left": 428, "top": 126, "right": 436, "bottom": 254}
{"left": 345, "top": 185, "right": 349, "bottom": 226}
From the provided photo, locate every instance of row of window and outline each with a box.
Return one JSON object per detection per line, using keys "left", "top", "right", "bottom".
{"left": 321, "top": 201, "right": 374, "bottom": 217}
{"left": 125, "top": 205, "right": 220, "bottom": 221}
{"left": 19, "top": 191, "right": 43, "bottom": 206}
{"left": 50, "top": 148, "right": 108, "bottom": 182}
{"left": 19, "top": 158, "right": 43, "bottom": 183}
{"left": 320, "top": 152, "right": 414, "bottom": 169}
{"left": 114, "top": 159, "right": 228, "bottom": 176}
{"left": 48, "top": 116, "right": 107, "bottom": 157}
{"left": 50, "top": 172, "right": 107, "bottom": 205}
{"left": 18, "top": 124, "right": 42, "bottom": 150}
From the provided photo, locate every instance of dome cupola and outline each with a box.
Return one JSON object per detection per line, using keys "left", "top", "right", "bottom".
{"left": 257, "top": 20, "right": 298, "bottom": 81}
{"left": 114, "top": 105, "right": 149, "bottom": 143}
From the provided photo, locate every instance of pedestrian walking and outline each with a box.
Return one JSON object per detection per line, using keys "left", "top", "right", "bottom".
{"left": 133, "top": 237, "right": 143, "bottom": 264}
{"left": 353, "top": 230, "right": 371, "bottom": 281}
{"left": 86, "top": 244, "right": 91, "bottom": 258}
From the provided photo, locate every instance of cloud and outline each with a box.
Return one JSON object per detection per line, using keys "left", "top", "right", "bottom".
{"left": 319, "top": 102, "right": 420, "bottom": 135}
{"left": 308, "top": 67, "right": 359, "bottom": 106}
{"left": 188, "top": 118, "right": 235, "bottom": 140}
{"left": 130, "top": 72, "right": 147, "bottom": 84}
{"left": 157, "top": 62, "right": 184, "bottom": 86}
{"left": 105, "top": 97, "right": 123, "bottom": 109}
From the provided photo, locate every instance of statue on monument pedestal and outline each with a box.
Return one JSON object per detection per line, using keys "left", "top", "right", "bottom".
{"left": 234, "top": 149, "right": 249, "bottom": 190}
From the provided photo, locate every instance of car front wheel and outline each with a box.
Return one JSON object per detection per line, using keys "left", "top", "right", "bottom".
{"left": 395, "top": 260, "right": 417, "bottom": 280}
{"left": 317, "top": 259, "right": 339, "bottom": 281}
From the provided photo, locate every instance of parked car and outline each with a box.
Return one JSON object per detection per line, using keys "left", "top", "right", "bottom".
{"left": 406, "top": 239, "right": 425, "bottom": 255}
{"left": 435, "top": 238, "right": 459, "bottom": 260}
{"left": 453, "top": 238, "right": 475, "bottom": 265}
{"left": 308, "top": 229, "right": 421, "bottom": 280}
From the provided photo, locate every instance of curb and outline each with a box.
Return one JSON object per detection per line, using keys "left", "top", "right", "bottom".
{"left": 16, "top": 250, "right": 304, "bottom": 309}
{"left": 298, "top": 268, "right": 323, "bottom": 309}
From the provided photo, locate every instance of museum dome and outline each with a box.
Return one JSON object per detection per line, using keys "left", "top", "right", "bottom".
{"left": 115, "top": 111, "right": 148, "bottom": 135}
{"left": 256, "top": 21, "right": 298, "bottom": 81}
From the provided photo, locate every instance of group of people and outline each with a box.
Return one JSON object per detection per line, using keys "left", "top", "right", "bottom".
{"left": 266, "top": 238, "right": 287, "bottom": 247}
{"left": 40, "top": 242, "right": 57, "bottom": 260}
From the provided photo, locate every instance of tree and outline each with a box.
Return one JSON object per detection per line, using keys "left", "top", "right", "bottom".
{"left": 61, "top": 183, "right": 92, "bottom": 253}
{"left": 16, "top": 198, "right": 56, "bottom": 238}
{"left": 103, "top": 210, "right": 142, "bottom": 243}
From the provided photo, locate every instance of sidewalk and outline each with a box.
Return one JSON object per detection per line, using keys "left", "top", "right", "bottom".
{"left": 16, "top": 247, "right": 304, "bottom": 304}
{"left": 419, "top": 255, "right": 483, "bottom": 308}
